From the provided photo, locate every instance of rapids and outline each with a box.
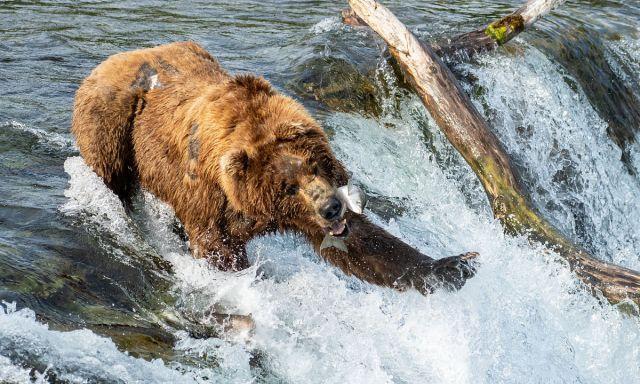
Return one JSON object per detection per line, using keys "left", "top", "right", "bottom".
{"left": 1, "top": 1, "right": 639, "bottom": 382}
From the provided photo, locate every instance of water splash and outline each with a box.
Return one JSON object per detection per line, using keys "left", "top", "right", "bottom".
{"left": 607, "top": 35, "right": 640, "bottom": 88}
{"left": 310, "top": 16, "right": 342, "bottom": 35}
{"left": 463, "top": 42, "right": 640, "bottom": 270}
{"left": 0, "top": 303, "right": 204, "bottom": 383}
{"left": 0, "top": 354, "right": 42, "bottom": 384}
{"left": 3, "top": 120, "right": 76, "bottom": 151}
{"left": 61, "top": 157, "right": 135, "bottom": 244}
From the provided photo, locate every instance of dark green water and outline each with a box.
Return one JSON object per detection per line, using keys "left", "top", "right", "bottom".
{"left": 1, "top": 1, "right": 640, "bottom": 383}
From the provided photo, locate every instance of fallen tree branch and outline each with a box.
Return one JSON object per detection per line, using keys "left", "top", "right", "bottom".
{"left": 433, "top": 0, "right": 566, "bottom": 59}
{"left": 348, "top": 0, "right": 640, "bottom": 307}
{"left": 342, "top": 0, "right": 566, "bottom": 60}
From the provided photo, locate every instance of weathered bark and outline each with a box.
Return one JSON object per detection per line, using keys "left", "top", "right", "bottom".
{"left": 342, "top": 0, "right": 566, "bottom": 60}
{"left": 342, "top": 8, "right": 367, "bottom": 27}
{"left": 433, "top": 0, "right": 566, "bottom": 59}
{"left": 348, "top": 0, "right": 640, "bottom": 306}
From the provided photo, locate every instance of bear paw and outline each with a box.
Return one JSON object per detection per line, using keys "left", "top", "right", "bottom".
{"left": 410, "top": 251, "right": 479, "bottom": 294}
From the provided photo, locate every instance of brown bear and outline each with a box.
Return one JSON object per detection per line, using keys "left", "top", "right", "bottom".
{"left": 72, "top": 41, "right": 476, "bottom": 294}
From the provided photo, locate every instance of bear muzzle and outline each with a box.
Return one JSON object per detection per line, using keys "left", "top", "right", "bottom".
{"left": 320, "top": 196, "right": 343, "bottom": 221}
{"left": 318, "top": 196, "right": 348, "bottom": 237}
{"left": 319, "top": 183, "right": 367, "bottom": 252}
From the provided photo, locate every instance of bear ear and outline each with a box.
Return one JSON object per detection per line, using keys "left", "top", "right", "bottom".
{"left": 277, "top": 122, "right": 320, "bottom": 142}
{"left": 220, "top": 149, "right": 250, "bottom": 179}
{"left": 232, "top": 74, "right": 274, "bottom": 96}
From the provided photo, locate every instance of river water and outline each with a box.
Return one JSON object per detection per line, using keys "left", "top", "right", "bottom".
{"left": 1, "top": 1, "right": 639, "bottom": 383}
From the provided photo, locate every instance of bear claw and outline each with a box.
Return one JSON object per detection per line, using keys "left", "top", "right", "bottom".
{"left": 411, "top": 251, "right": 479, "bottom": 294}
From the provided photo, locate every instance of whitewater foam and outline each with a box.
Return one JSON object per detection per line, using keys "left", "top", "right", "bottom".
{"left": 310, "top": 16, "right": 342, "bottom": 35}
{"left": 463, "top": 41, "right": 640, "bottom": 270}
{"left": 0, "top": 302, "right": 205, "bottom": 383}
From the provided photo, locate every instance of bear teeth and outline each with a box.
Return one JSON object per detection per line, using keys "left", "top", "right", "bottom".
{"left": 329, "top": 219, "right": 347, "bottom": 236}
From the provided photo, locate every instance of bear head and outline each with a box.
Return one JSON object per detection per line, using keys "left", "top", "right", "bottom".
{"left": 218, "top": 118, "right": 351, "bottom": 238}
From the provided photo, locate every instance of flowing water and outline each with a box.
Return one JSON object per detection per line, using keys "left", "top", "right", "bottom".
{"left": 1, "top": 1, "right": 640, "bottom": 383}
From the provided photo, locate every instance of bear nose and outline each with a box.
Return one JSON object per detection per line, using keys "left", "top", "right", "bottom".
{"left": 320, "top": 197, "right": 343, "bottom": 221}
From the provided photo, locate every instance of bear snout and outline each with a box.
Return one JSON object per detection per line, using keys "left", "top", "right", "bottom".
{"left": 320, "top": 196, "right": 343, "bottom": 221}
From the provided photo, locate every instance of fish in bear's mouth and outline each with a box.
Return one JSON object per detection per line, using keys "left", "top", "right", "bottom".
{"left": 326, "top": 218, "right": 349, "bottom": 238}
{"left": 320, "top": 184, "right": 365, "bottom": 252}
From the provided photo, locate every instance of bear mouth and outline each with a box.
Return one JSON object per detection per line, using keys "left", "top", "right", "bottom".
{"left": 327, "top": 219, "right": 348, "bottom": 238}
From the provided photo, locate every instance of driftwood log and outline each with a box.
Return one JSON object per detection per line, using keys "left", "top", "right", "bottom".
{"left": 343, "top": 0, "right": 566, "bottom": 60}
{"left": 433, "top": 0, "right": 566, "bottom": 59}
{"left": 347, "top": 0, "right": 640, "bottom": 307}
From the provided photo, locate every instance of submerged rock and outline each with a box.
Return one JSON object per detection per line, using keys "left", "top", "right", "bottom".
{"left": 289, "top": 56, "right": 382, "bottom": 117}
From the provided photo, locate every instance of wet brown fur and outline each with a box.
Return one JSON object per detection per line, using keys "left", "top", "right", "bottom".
{"left": 72, "top": 42, "right": 475, "bottom": 292}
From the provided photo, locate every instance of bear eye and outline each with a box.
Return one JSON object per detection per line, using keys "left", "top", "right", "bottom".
{"left": 284, "top": 183, "right": 299, "bottom": 196}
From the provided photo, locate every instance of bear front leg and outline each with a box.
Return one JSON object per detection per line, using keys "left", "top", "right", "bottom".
{"left": 306, "top": 213, "right": 477, "bottom": 294}
{"left": 186, "top": 225, "right": 250, "bottom": 271}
